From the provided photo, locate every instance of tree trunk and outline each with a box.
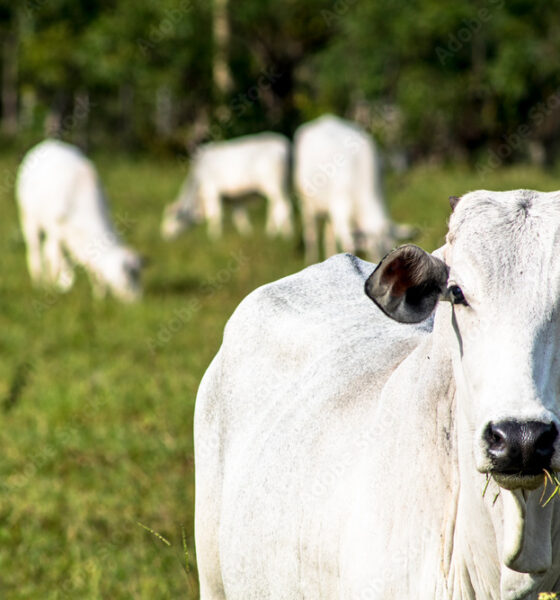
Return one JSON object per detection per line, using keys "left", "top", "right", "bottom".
{"left": 119, "top": 84, "right": 134, "bottom": 148}
{"left": 19, "top": 86, "right": 36, "bottom": 131}
{"left": 2, "top": 31, "right": 18, "bottom": 136}
{"left": 212, "top": 0, "right": 233, "bottom": 102}
{"left": 71, "top": 89, "right": 90, "bottom": 150}
{"left": 155, "top": 85, "right": 173, "bottom": 136}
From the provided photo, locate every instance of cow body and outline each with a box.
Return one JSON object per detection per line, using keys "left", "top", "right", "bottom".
{"left": 16, "top": 139, "right": 142, "bottom": 301}
{"left": 195, "top": 189, "right": 560, "bottom": 599}
{"left": 294, "top": 114, "right": 414, "bottom": 262}
{"left": 161, "top": 132, "right": 293, "bottom": 240}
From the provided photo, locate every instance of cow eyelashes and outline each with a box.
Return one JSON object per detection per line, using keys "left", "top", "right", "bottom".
{"left": 447, "top": 284, "right": 469, "bottom": 306}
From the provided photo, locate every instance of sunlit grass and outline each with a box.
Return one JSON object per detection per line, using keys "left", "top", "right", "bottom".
{"left": 1, "top": 148, "right": 560, "bottom": 597}
{"left": 541, "top": 470, "right": 560, "bottom": 507}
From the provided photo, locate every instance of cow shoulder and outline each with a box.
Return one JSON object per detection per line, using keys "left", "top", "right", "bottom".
{"left": 220, "top": 253, "right": 432, "bottom": 394}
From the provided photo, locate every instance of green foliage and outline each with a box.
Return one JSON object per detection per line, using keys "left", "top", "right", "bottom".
{"left": 15, "top": 0, "right": 214, "bottom": 150}
{"left": 4, "top": 0, "right": 560, "bottom": 158}
{"left": 313, "top": 0, "right": 560, "bottom": 159}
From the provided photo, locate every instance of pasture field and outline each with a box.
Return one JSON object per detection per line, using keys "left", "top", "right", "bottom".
{"left": 1, "top": 149, "right": 560, "bottom": 599}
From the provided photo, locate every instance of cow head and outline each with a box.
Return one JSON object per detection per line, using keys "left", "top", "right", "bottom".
{"left": 99, "top": 246, "right": 144, "bottom": 302}
{"left": 365, "top": 190, "right": 560, "bottom": 496}
{"left": 161, "top": 200, "right": 196, "bottom": 240}
{"left": 161, "top": 180, "right": 202, "bottom": 240}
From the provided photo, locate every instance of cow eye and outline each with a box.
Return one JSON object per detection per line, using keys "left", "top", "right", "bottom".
{"left": 448, "top": 284, "right": 468, "bottom": 306}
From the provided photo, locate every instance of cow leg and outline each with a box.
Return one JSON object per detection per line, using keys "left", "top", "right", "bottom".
{"left": 329, "top": 203, "right": 355, "bottom": 256}
{"left": 56, "top": 251, "right": 75, "bottom": 291}
{"left": 203, "top": 189, "right": 223, "bottom": 239}
{"left": 324, "top": 218, "right": 338, "bottom": 257}
{"left": 265, "top": 188, "right": 293, "bottom": 238}
{"left": 232, "top": 205, "right": 252, "bottom": 236}
{"left": 302, "top": 208, "right": 319, "bottom": 264}
{"left": 43, "top": 235, "right": 75, "bottom": 291}
{"left": 21, "top": 213, "right": 45, "bottom": 285}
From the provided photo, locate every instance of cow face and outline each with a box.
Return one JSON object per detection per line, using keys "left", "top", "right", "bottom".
{"left": 101, "top": 247, "right": 143, "bottom": 302}
{"left": 365, "top": 190, "right": 560, "bottom": 491}
{"left": 161, "top": 180, "right": 203, "bottom": 241}
{"left": 161, "top": 200, "right": 196, "bottom": 240}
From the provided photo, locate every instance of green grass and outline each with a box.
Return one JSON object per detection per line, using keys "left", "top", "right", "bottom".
{"left": 1, "top": 149, "right": 560, "bottom": 598}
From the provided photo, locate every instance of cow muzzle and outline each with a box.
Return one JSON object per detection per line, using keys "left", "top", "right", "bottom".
{"left": 484, "top": 420, "right": 558, "bottom": 490}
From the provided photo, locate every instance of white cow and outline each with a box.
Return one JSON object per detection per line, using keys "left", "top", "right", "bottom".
{"left": 195, "top": 189, "right": 560, "bottom": 599}
{"left": 161, "top": 132, "right": 293, "bottom": 240}
{"left": 294, "top": 114, "right": 415, "bottom": 263}
{"left": 16, "top": 139, "right": 142, "bottom": 302}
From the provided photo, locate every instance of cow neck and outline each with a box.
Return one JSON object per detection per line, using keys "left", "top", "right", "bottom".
{"left": 433, "top": 303, "right": 555, "bottom": 600}
{"left": 421, "top": 305, "right": 489, "bottom": 597}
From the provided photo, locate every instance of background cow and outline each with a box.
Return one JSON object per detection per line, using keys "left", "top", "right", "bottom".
{"left": 161, "top": 132, "right": 293, "bottom": 240}
{"left": 16, "top": 139, "right": 143, "bottom": 302}
{"left": 294, "top": 114, "right": 415, "bottom": 263}
{"left": 195, "top": 189, "right": 560, "bottom": 599}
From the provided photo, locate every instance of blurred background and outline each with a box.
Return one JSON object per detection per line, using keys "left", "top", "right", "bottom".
{"left": 2, "top": 1, "right": 560, "bottom": 598}
{"left": 1, "top": 0, "right": 560, "bottom": 164}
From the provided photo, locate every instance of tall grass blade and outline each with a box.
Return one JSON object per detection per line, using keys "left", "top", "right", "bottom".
{"left": 137, "top": 521, "right": 171, "bottom": 546}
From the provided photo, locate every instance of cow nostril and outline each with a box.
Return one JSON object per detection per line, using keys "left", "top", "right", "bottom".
{"left": 490, "top": 431, "right": 503, "bottom": 446}
{"left": 534, "top": 423, "right": 557, "bottom": 457}
{"left": 485, "top": 424, "right": 507, "bottom": 450}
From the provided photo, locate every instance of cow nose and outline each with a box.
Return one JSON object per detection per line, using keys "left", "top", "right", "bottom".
{"left": 485, "top": 421, "right": 557, "bottom": 475}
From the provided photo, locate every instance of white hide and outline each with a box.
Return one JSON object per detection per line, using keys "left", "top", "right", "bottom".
{"left": 16, "top": 139, "right": 142, "bottom": 302}
{"left": 161, "top": 132, "right": 293, "bottom": 240}
{"left": 195, "top": 189, "right": 560, "bottom": 599}
{"left": 294, "top": 114, "right": 414, "bottom": 262}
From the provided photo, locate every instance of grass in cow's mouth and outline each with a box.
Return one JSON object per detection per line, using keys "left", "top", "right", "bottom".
{"left": 541, "top": 470, "right": 560, "bottom": 506}
{"left": 482, "top": 474, "right": 501, "bottom": 505}
{"left": 483, "top": 469, "right": 560, "bottom": 509}
{"left": 482, "top": 474, "right": 491, "bottom": 497}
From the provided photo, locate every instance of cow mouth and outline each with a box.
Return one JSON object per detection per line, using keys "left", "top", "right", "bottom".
{"left": 491, "top": 471, "right": 545, "bottom": 491}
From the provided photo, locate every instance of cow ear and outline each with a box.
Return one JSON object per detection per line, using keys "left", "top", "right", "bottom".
{"left": 364, "top": 244, "right": 449, "bottom": 323}
{"left": 449, "top": 195, "right": 461, "bottom": 211}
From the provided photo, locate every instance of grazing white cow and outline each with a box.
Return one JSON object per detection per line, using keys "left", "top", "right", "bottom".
{"left": 195, "top": 189, "right": 560, "bottom": 599}
{"left": 294, "top": 114, "right": 415, "bottom": 263}
{"left": 16, "top": 139, "right": 142, "bottom": 302}
{"left": 161, "top": 132, "right": 293, "bottom": 240}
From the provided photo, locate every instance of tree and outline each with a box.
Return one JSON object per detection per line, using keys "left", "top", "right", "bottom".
{"left": 313, "top": 0, "right": 560, "bottom": 162}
